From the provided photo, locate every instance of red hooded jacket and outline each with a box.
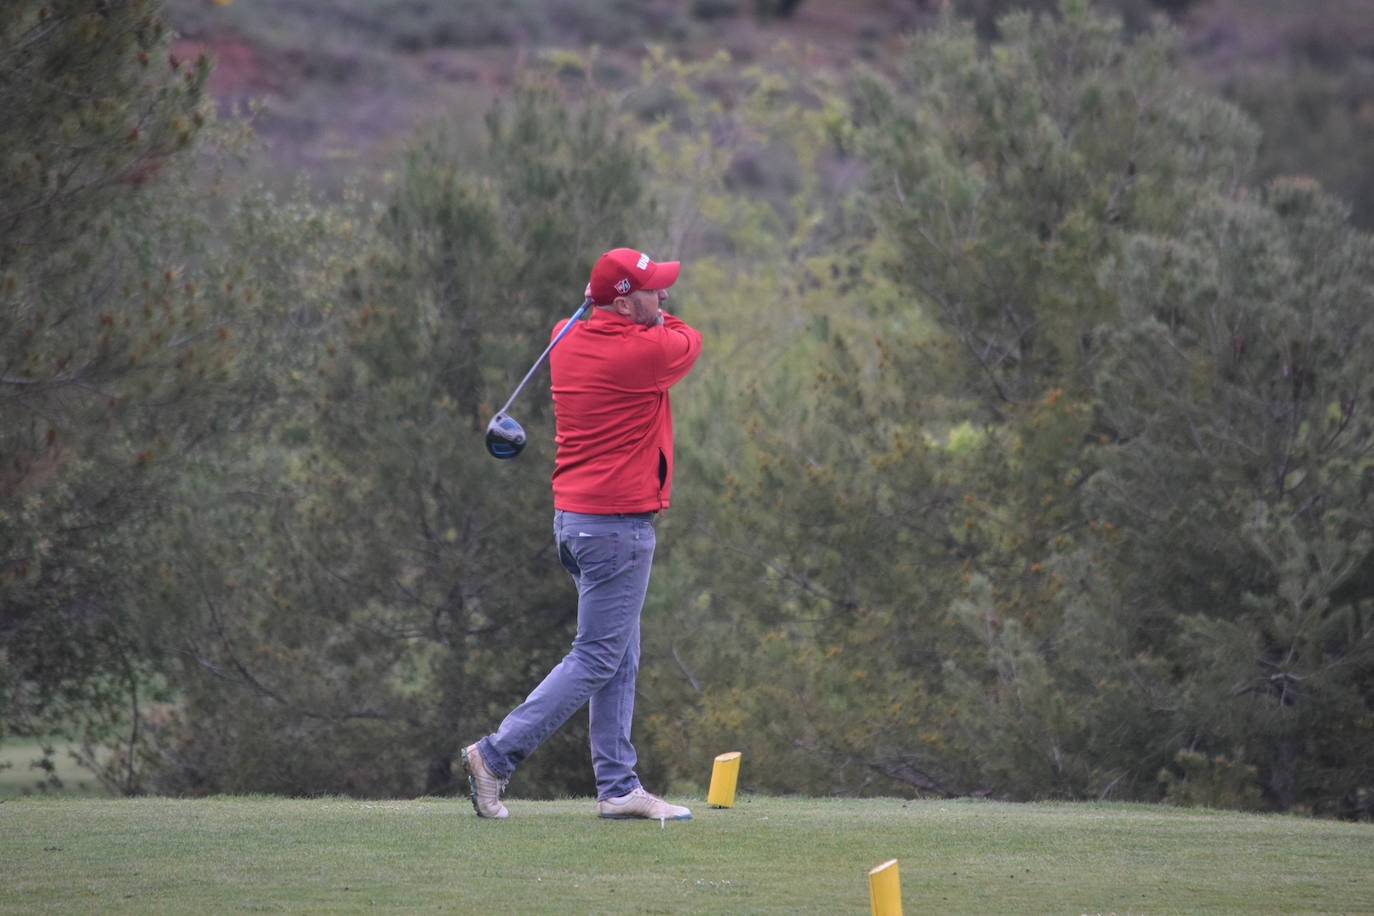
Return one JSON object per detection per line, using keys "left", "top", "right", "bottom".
{"left": 548, "top": 309, "right": 702, "bottom": 513}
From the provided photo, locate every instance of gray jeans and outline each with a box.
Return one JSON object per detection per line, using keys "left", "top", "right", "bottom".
{"left": 477, "top": 510, "right": 657, "bottom": 800}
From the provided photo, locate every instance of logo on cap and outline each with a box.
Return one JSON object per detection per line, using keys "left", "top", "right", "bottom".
{"left": 614, "top": 278, "right": 631, "bottom": 295}
{"left": 636, "top": 253, "right": 650, "bottom": 270}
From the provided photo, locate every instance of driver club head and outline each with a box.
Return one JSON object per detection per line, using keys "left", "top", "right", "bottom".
{"left": 483, "top": 294, "right": 591, "bottom": 461}
{"left": 485, "top": 412, "right": 527, "bottom": 460}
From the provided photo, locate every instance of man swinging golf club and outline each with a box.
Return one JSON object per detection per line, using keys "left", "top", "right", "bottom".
{"left": 463, "top": 247, "right": 703, "bottom": 820}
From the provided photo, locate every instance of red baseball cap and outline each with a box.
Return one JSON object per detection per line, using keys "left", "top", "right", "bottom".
{"left": 588, "top": 248, "right": 680, "bottom": 305}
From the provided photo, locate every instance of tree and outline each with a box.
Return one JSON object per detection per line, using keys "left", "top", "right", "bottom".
{"left": 650, "top": 0, "right": 1371, "bottom": 816}
{"left": 1, "top": 0, "right": 218, "bottom": 790}
{"left": 676, "top": 0, "right": 1373, "bottom": 815}
{"left": 1090, "top": 179, "right": 1374, "bottom": 817}
{"left": 828, "top": 0, "right": 1262, "bottom": 800}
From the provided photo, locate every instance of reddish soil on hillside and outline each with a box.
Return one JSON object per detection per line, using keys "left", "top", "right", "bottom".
{"left": 172, "top": 35, "right": 280, "bottom": 98}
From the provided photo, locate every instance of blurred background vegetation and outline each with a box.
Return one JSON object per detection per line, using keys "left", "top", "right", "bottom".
{"left": 159, "top": 0, "right": 1374, "bottom": 227}
{"left": 3, "top": 0, "right": 1371, "bottom": 819}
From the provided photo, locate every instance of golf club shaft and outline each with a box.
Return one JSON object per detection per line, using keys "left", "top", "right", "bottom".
{"left": 495, "top": 298, "right": 591, "bottom": 417}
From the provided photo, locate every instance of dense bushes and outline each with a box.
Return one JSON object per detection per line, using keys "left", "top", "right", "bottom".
{"left": 641, "top": 0, "right": 1373, "bottom": 818}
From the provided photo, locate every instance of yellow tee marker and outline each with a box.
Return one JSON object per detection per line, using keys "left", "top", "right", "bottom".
{"left": 868, "top": 858, "right": 902, "bottom": 916}
{"left": 706, "top": 751, "right": 741, "bottom": 807}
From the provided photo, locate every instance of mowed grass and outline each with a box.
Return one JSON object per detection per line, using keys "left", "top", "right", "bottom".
{"left": 1, "top": 795, "right": 1370, "bottom": 914}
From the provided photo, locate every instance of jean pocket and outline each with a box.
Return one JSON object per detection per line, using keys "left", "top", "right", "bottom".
{"left": 566, "top": 530, "right": 625, "bottom": 585}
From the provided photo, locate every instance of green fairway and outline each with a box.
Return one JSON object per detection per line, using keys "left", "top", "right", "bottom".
{"left": 1, "top": 796, "right": 1370, "bottom": 914}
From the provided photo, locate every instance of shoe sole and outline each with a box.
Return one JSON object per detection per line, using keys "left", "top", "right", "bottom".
{"left": 598, "top": 812, "right": 693, "bottom": 820}
{"left": 460, "top": 747, "right": 482, "bottom": 817}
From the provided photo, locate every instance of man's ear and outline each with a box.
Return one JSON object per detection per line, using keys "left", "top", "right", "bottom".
{"left": 611, "top": 296, "right": 633, "bottom": 317}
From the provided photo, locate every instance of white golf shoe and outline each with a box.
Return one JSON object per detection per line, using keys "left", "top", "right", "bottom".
{"left": 597, "top": 787, "right": 692, "bottom": 820}
{"left": 461, "top": 743, "right": 509, "bottom": 819}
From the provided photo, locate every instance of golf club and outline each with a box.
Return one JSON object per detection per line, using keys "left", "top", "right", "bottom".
{"left": 484, "top": 295, "right": 593, "bottom": 459}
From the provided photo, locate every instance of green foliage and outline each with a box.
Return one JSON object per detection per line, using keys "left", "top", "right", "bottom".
{"left": 859, "top": 0, "right": 1255, "bottom": 408}
{"left": 0, "top": 0, "right": 217, "bottom": 784}
{"left": 2, "top": 1, "right": 209, "bottom": 273}
{"left": 1159, "top": 748, "right": 1265, "bottom": 811}
{"left": 650, "top": 0, "right": 1373, "bottom": 818}
{"left": 1091, "top": 178, "right": 1374, "bottom": 817}
{"left": 661, "top": 0, "right": 1179, "bottom": 799}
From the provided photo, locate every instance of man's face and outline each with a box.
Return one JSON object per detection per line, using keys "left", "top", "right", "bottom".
{"left": 619, "top": 287, "right": 667, "bottom": 327}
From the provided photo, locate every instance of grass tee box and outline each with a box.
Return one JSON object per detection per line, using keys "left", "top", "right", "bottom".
{"left": 1, "top": 796, "right": 1370, "bottom": 914}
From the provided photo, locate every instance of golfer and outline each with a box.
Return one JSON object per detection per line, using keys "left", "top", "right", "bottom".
{"left": 462, "top": 248, "right": 703, "bottom": 819}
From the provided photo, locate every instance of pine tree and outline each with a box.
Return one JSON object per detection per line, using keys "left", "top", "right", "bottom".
{"left": 1, "top": 0, "right": 214, "bottom": 789}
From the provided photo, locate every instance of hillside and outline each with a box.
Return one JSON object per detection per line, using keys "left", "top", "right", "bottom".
{"left": 164, "top": 0, "right": 1374, "bottom": 225}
